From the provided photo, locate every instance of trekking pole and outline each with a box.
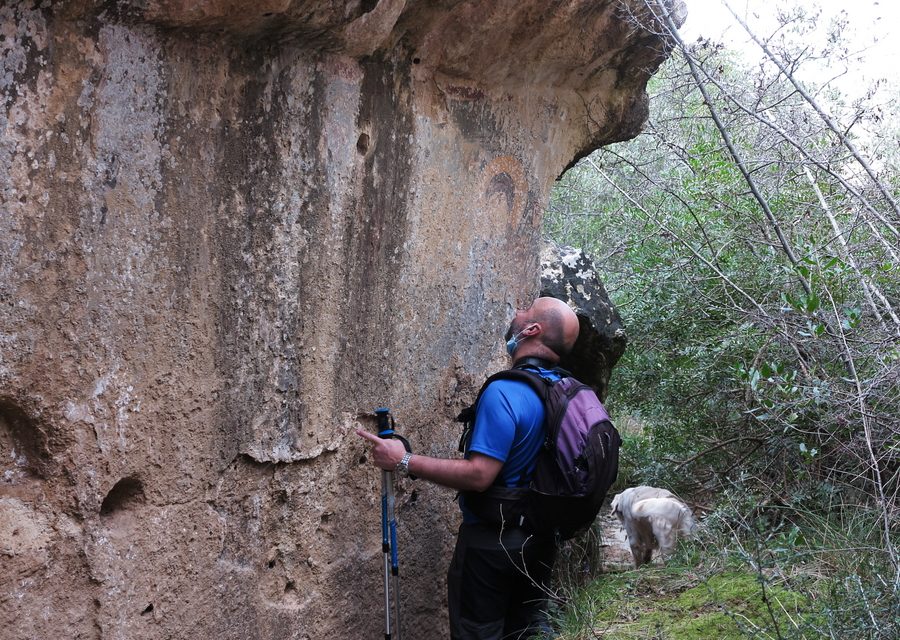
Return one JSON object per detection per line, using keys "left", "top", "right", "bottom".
{"left": 374, "top": 408, "right": 413, "bottom": 640}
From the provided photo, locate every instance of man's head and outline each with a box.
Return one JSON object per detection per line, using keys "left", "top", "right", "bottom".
{"left": 504, "top": 296, "right": 579, "bottom": 363}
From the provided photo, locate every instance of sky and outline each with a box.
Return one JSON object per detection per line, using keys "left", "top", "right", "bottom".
{"left": 678, "top": 0, "right": 900, "bottom": 91}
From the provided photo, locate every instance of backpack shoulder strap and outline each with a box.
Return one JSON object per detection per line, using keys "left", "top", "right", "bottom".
{"left": 463, "top": 366, "right": 560, "bottom": 411}
{"left": 492, "top": 366, "right": 551, "bottom": 395}
{"left": 456, "top": 366, "right": 560, "bottom": 452}
{"left": 493, "top": 364, "right": 578, "bottom": 399}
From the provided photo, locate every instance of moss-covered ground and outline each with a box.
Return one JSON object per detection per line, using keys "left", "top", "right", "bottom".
{"left": 554, "top": 565, "right": 820, "bottom": 639}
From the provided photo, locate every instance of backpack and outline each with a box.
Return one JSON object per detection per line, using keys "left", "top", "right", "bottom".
{"left": 457, "top": 363, "right": 621, "bottom": 540}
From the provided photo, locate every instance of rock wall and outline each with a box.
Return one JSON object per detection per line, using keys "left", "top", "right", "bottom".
{"left": 0, "top": 1, "right": 682, "bottom": 638}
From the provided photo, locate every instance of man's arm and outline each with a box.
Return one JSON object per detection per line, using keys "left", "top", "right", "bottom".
{"left": 356, "top": 429, "right": 502, "bottom": 493}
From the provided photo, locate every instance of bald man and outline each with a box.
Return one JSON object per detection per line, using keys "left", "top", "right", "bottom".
{"left": 358, "top": 297, "right": 580, "bottom": 639}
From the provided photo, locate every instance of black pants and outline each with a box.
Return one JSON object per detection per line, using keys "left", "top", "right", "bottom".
{"left": 447, "top": 523, "right": 556, "bottom": 640}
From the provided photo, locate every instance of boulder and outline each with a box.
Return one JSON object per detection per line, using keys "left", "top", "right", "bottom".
{"left": 541, "top": 245, "right": 627, "bottom": 401}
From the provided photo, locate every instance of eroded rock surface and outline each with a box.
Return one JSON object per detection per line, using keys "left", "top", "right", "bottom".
{"left": 1, "top": 1, "right": 682, "bottom": 637}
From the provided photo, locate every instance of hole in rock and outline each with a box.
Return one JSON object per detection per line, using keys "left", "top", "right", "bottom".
{"left": 360, "top": 0, "right": 378, "bottom": 14}
{"left": 358, "top": 454, "right": 367, "bottom": 465}
{"left": 267, "top": 559, "right": 276, "bottom": 569}
{"left": 356, "top": 133, "right": 369, "bottom": 155}
{"left": 284, "top": 580, "right": 296, "bottom": 593}
{"left": 413, "top": 57, "right": 421, "bottom": 64}
{"left": 100, "top": 476, "right": 145, "bottom": 517}
{"left": 141, "top": 604, "right": 154, "bottom": 615}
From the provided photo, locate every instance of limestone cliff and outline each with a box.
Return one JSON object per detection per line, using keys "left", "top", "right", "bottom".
{"left": 0, "top": 1, "right": 682, "bottom": 637}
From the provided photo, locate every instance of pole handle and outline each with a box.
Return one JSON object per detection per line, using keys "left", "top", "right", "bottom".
{"left": 373, "top": 408, "right": 416, "bottom": 479}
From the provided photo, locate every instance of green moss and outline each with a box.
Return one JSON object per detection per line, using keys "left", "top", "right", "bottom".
{"left": 556, "top": 568, "right": 816, "bottom": 640}
{"left": 669, "top": 611, "right": 742, "bottom": 637}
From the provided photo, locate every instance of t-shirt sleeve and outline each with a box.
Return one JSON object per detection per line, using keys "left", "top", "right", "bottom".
{"left": 467, "top": 381, "right": 519, "bottom": 463}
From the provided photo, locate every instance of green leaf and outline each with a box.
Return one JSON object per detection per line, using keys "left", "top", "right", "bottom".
{"left": 805, "top": 293, "right": 821, "bottom": 313}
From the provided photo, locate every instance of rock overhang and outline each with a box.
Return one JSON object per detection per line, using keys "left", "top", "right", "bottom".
{"left": 70, "top": 0, "right": 687, "bottom": 169}
{"left": 1, "top": 1, "right": 684, "bottom": 638}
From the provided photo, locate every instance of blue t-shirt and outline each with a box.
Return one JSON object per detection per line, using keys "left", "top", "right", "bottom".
{"left": 461, "top": 366, "right": 561, "bottom": 521}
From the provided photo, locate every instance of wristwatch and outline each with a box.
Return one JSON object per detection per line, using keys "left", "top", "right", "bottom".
{"left": 396, "top": 452, "right": 413, "bottom": 477}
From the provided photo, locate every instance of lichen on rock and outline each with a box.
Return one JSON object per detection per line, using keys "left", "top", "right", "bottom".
{"left": 541, "top": 244, "right": 627, "bottom": 401}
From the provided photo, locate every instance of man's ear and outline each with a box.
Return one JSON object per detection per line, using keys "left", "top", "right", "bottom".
{"left": 522, "top": 323, "right": 541, "bottom": 336}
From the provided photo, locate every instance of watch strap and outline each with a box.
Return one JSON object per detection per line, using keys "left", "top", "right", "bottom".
{"left": 396, "top": 451, "right": 413, "bottom": 476}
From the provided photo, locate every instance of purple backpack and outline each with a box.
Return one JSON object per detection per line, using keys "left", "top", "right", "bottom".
{"left": 458, "top": 366, "right": 621, "bottom": 539}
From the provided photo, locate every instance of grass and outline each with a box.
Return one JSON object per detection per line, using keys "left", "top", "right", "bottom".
{"left": 554, "top": 428, "right": 900, "bottom": 639}
{"left": 551, "top": 497, "right": 900, "bottom": 640}
{"left": 554, "top": 563, "right": 818, "bottom": 639}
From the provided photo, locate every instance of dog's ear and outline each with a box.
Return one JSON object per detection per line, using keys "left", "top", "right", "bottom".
{"left": 611, "top": 494, "right": 621, "bottom": 514}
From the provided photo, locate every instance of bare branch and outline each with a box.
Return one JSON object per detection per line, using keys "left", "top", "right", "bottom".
{"left": 724, "top": 0, "right": 900, "bottom": 222}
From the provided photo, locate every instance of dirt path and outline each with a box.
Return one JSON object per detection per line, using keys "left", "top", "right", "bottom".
{"left": 597, "top": 510, "right": 634, "bottom": 572}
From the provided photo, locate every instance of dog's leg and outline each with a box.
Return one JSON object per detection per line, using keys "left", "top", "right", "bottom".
{"left": 654, "top": 518, "right": 677, "bottom": 559}
{"left": 631, "top": 519, "right": 653, "bottom": 568}
{"left": 630, "top": 542, "right": 649, "bottom": 568}
{"left": 629, "top": 543, "right": 640, "bottom": 567}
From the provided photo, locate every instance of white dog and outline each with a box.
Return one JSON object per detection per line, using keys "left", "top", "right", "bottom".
{"left": 610, "top": 486, "right": 695, "bottom": 567}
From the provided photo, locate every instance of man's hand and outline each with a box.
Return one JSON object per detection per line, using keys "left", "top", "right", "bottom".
{"left": 356, "top": 429, "right": 407, "bottom": 470}
{"left": 356, "top": 428, "right": 503, "bottom": 492}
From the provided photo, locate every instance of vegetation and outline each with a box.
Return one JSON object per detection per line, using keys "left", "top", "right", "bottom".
{"left": 547, "top": 2, "right": 899, "bottom": 637}
{"left": 557, "top": 566, "right": 815, "bottom": 640}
